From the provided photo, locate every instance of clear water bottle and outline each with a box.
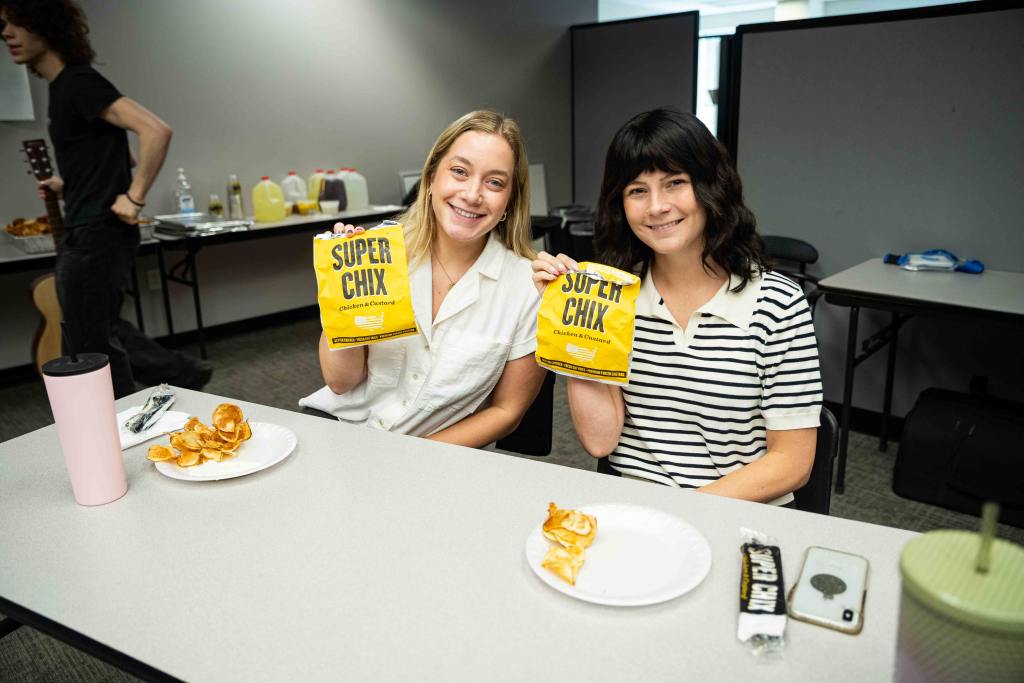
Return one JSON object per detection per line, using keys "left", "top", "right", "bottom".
{"left": 227, "top": 173, "right": 244, "bottom": 219}
{"left": 175, "top": 168, "right": 196, "bottom": 213}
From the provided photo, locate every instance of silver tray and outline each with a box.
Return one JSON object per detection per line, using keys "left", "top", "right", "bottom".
{"left": 4, "top": 222, "right": 155, "bottom": 253}
{"left": 154, "top": 212, "right": 253, "bottom": 236}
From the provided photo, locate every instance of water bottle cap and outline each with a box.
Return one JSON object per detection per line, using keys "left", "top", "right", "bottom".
{"left": 327, "top": 169, "right": 335, "bottom": 173}
{"left": 316, "top": 168, "right": 323, "bottom": 173}
{"left": 288, "top": 170, "right": 296, "bottom": 175}
{"left": 261, "top": 175, "right": 269, "bottom": 181}
{"left": 43, "top": 352, "right": 109, "bottom": 377}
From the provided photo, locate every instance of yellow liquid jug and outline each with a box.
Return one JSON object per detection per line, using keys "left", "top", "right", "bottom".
{"left": 252, "top": 176, "right": 287, "bottom": 223}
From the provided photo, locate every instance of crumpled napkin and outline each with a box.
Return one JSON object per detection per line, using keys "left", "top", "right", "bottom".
{"left": 117, "top": 407, "right": 190, "bottom": 451}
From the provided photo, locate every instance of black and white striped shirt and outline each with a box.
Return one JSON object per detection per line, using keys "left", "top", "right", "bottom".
{"left": 609, "top": 270, "right": 822, "bottom": 505}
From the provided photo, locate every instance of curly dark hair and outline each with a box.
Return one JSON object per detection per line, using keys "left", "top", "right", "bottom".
{"left": 594, "top": 108, "right": 767, "bottom": 292}
{"left": 0, "top": 0, "right": 95, "bottom": 68}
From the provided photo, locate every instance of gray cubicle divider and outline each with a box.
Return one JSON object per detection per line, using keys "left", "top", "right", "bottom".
{"left": 730, "top": 1, "right": 1024, "bottom": 273}
{"left": 728, "top": 1, "right": 1024, "bottom": 416}
{"left": 571, "top": 13, "right": 698, "bottom": 209}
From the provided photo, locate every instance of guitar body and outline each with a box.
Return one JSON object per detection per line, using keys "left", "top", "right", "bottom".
{"left": 22, "top": 140, "right": 68, "bottom": 376}
{"left": 30, "top": 273, "right": 62, "bottom": 375}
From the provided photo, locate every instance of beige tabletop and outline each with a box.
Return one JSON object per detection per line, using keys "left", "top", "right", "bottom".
{"left": 0, "top": 388, "right": 918, "bottom": 682}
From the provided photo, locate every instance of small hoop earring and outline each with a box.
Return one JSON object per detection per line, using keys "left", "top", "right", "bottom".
{"left": 501, "top": 211, "right": 507, "bottom": 222}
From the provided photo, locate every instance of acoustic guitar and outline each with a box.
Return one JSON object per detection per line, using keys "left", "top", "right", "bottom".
{"left": 21, "top": 139, "right": 65, "bottom": 375}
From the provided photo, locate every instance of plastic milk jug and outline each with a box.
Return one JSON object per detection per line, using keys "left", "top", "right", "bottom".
{"left": 340, "top": 167, "right": 369, "bottom": 211}
{"left": 281, "top": 171, "right": 307, "bottom": 203}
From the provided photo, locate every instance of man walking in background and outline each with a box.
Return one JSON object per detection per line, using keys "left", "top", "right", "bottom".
{"left": 1, "top": 0, "right": 210, "bottom": 397}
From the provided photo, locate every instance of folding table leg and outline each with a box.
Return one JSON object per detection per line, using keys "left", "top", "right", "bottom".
{"left": 836, "top": 305, "right": 859, "bottom": 494}
{"left": 156, "top": 244, "right": 175, "bottom": 339}
{"left": 187, "top": 247, "right": 207, "bottom": 360}
{"left": 129, "top": 264, "right": 145, "bottom": 334}
{"left": 879, "top": 312, "right": 900, "bottom": 452}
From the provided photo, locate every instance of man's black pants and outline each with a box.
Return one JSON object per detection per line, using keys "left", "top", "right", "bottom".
{"left": 56, "top": 216, "right": 204, "bottom": 398}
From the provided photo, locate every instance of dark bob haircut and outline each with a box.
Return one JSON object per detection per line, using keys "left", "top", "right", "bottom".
{"left": 594, "top": 108, "right": 767, "bottom": 291}
{"left": 0, "top": 0, "right": 95, "bottom": 69}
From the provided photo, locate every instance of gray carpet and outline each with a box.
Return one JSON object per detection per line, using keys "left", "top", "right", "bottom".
{"left": 1, "top": 314, "right": 1021, "bottom": 681}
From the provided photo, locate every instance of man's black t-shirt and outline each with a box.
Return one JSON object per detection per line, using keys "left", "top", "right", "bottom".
{"left": 48, "top": 65, "right": 132, "bottom": 227}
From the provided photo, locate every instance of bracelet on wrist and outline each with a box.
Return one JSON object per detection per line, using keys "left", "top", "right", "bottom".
{"left": 126, "top": 192, "right": 146, "bottom": 208}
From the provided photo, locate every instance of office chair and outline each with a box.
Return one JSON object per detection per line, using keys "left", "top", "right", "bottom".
{"left": 793, "top": 406, "right": 839, "bottom": 515}
{"left": 496, "top": 372, "right": 556, "bottom": 456}
{"left": 596, "top": 455, "right": 619, "bottom": 476}
{"left": 763, "top": 235, "right": 823, "bottom": 313}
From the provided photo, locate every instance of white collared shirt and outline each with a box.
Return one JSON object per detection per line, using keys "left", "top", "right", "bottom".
{"left": 300, "top": 234, "right": 539, "bottom": 437}
{"left": 609, "top": 269, "right": 822, "bottom": 505}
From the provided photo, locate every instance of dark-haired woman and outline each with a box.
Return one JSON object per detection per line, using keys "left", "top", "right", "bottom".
{"left": 533, "top": 108, "right": 821, "bottom": 505}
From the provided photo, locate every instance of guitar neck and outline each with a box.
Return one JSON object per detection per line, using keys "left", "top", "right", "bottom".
{"left": 21, "top": 138, "right": 66, "bottom": 241}
{"left": 41, "top": 188, "right": 65, "bottom": 234}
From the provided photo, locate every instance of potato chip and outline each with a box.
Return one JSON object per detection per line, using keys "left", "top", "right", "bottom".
{"left": 541, "top": 543, "right": 586, "bottom": 586}
{"left": 536, "top": 262, "right": 641, "bottom": 385}
{"left": 543, "top": 502, "right": 597, "bottom": 549}
{"left": 212, "top": 403, "right": 243, "bottom": 434}
{"left": 146, "top": 445, "right": 177, "bottom": 462}
{"left": 201, "top": 447, "right": 224, "bottom": 462}
{"left": 236, "top": 421, "right": 252, "bottom": 441}
{"left": 177, "top": 450, "right": 200, "bottom": 467}
{"left": 314, "top": 222, "right": 418, "bottom": 349}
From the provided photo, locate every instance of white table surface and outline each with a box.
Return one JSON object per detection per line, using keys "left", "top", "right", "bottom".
{"left": 0, "top": 388, "right": 918, "bottom": 682}
{"left": 819, "top": 259, "right": 1024, "bottom": 317}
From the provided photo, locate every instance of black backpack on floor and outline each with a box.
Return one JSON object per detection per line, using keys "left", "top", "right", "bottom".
{"left": 893, "top": 387, "right": 1024, "bottom": 527}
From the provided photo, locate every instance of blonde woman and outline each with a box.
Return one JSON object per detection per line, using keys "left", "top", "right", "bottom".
{"left": 301, "top": 110, "right": 546, "bottom": 447}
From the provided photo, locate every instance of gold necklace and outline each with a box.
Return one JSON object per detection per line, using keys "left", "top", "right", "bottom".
{"left": 433, "top": 251, "right": 456, "bottom": 289}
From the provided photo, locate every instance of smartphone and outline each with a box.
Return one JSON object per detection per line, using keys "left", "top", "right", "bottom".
{"left": 787, "top": 546, "right": 869, "bottom": 635}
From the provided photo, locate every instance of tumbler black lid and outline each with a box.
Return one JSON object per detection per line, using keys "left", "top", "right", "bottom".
{"left": 42, "top": 352, "right": 109, "bottom": 377}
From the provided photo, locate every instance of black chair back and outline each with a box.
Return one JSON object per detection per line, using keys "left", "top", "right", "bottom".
{"left": 496, "top": 372, "right": 556, "bottom": 456}
{"left": 793, "top": 406, "right": 839, "bottom": 514}
{"left": 763, "top": 235, "right": 819, "bottom": 276}
{"left": 762, "top": 235, "right": 823, "bottom": 314}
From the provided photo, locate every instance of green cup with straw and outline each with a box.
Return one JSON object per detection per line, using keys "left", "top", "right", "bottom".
{"left": 895, "top": 502, "right": 1024, "bottom": 681}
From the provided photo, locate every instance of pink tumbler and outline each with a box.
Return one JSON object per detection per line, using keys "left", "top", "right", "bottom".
{"left": 42, "top": 352, "right": 127, "bottom": 506}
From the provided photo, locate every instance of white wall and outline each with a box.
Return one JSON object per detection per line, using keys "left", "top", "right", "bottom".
{"left": 0, "top": 0, "right": 597, "bottom": 371}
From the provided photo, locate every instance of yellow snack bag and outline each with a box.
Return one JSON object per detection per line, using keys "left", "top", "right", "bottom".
{"left": 314, "top": 221, "right": 418, "bottom": 349}
{"left": 536, "top": 262, "right": 641, "bottom": 384}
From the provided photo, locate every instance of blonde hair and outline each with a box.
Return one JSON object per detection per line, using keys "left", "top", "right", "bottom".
{"left": 400, "top": 110, "right": 535, "bottom": 265}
